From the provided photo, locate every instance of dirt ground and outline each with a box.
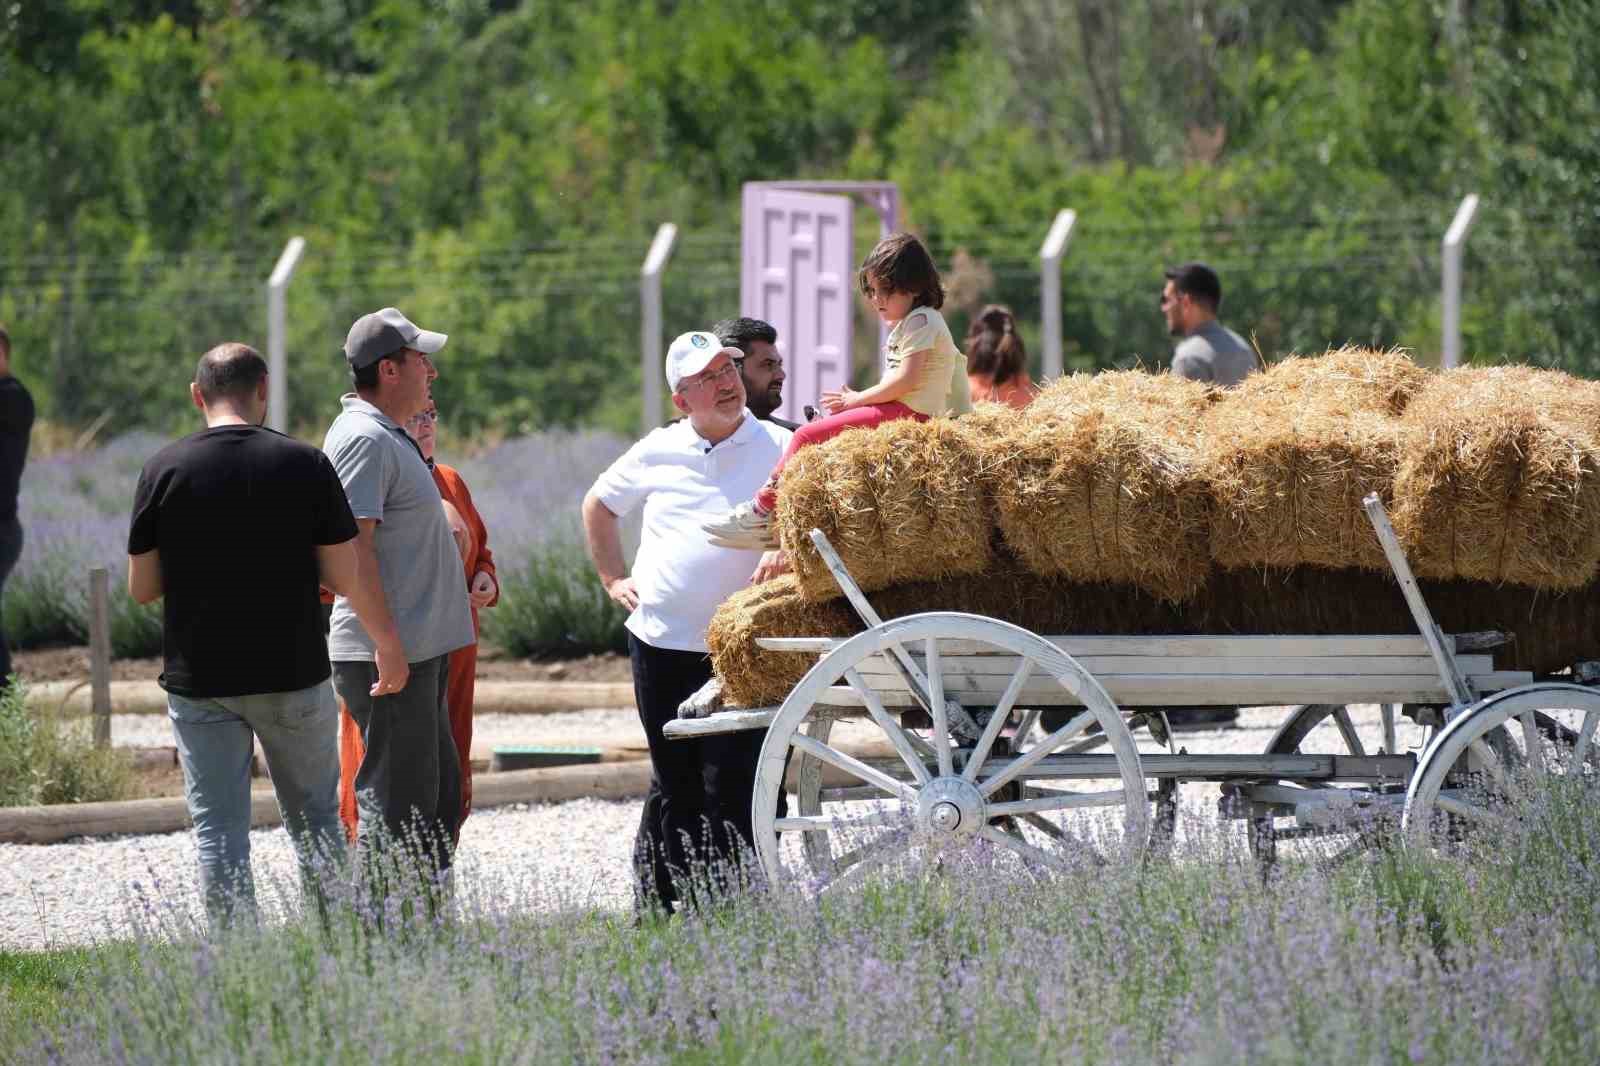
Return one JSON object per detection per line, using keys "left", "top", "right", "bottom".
{"left": 12, "top": 646, "right": 634, "bottom": 685}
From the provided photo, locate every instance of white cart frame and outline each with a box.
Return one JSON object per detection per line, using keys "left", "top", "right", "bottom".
{"left": 667, "top": 495, "right": 1600, "bottom": 887}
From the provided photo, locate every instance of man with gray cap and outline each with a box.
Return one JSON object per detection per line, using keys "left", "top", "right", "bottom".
{"left": 581, "top": 331, "right": 790, "bottom": 912}
{"left": 324, "top": 307, "right": 475, "bottom": 885}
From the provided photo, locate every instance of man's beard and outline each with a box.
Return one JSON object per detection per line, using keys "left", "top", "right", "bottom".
{"left": 747, "top": 389, "right": 781, "bottom": 418}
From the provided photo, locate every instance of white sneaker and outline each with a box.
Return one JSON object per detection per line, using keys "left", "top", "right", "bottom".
{"left": 701, "top": 501, "right": 777, "bottom": 550}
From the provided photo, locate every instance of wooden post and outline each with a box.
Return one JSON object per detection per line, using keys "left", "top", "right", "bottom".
{"left": 89, "top": 568, "right": 111, "bottom": 749}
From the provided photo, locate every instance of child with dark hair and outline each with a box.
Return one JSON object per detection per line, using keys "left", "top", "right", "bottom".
{"left": 964, "top": 304, "right": 1037, "bottom": 409}
{"left": 703, "top": 232, "right": 972, "bottom": 549}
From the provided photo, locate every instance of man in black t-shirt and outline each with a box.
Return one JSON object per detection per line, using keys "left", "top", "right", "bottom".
{"left": 128, "top": 342, "right": 406, "bottom": 925}
{"left": 0, "top": 325, "right": 34, "bottom": 690}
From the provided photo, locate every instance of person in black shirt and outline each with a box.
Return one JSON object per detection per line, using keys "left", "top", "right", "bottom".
{"left": 0, "top": 325, "right": 34, "bottom": 691}
{"left": 127, "top": 342, "right": 406, "bottom": 926}
{"left": 713, "top": 317, "right": 798, "bottom": 430}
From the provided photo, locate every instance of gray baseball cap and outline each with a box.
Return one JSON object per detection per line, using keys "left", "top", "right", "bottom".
{"left": 343, "top": 307, "right": 448, "bottom": 369}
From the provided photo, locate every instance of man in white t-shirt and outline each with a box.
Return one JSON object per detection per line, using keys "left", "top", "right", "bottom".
{"left": 581, "top": 331, "right": 792, "bottom": 912}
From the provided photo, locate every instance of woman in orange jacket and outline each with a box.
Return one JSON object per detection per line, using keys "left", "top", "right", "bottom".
{"left": 964, "top": 304, "right": 1038, "bottom": 410}
{"left": 337, "top": 402, "right": 498, "bottom": 843}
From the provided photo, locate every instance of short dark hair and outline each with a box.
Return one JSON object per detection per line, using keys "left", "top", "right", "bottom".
{"left": 1164, "top": 262, "right": 1222, "bottom": 312}
{"left": 859, "top": 232, "right": 945, "bottom": 311}
{"left": 711, "top": 317, "right": 777, "bottom": 356}
{"left": 0, "top": 324, "right": 9, "bottom": 361}
{"left": 964, "top": 305, "right": 1028, "bottom": 386}
{"left": 195, "top": 342, "right": 267, "bottom": 405}
{"left": 352, "top": 348, "right": 408, "bottom": 392}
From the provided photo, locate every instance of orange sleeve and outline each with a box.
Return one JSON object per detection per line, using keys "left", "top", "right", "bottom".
{"left": 434, "top": 463, "right": 498, "bottom": 607}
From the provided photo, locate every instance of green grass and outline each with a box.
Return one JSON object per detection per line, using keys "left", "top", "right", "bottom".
{"left": 0, "top": 678, "right": 135, "bottom": 807}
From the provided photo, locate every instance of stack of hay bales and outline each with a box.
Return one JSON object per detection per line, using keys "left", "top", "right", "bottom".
{"left": 707, "top": 553, "right": 1600, "bottom": 709}
{"left": 1199, "top": 347, "right": 1427, "bottom": 572}
{"left": 728, "top": 350, "right": 1600, "bottom": 707}
{"left": 1392, "top": 365, "right": 1600, "bottom": 589}
{"left": 971, "top": 370, "right": 1215, "bottom": 602}
{"left": 773, "top": 417, "right": 992, "bottom": 601}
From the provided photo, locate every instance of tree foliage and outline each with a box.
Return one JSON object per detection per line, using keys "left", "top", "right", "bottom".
{"left": 0, "top": 0, "right": 1593, "bottom": 436}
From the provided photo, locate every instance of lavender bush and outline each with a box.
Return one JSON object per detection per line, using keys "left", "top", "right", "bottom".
{"left": 7, "top": 790, "right": 1599, "bottom": 1065}
{"left": 5, "top": 429, "right": 634, "bottom": 661}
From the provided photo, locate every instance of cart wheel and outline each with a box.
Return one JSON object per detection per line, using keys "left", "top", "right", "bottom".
{"left": 1404, "top": 683, "right": 1600, "bottom": 847}
{"left": 1247, "top": 703, "right": 1410, "bottom": 862}
{"left": 752, "top": 612, "right": 1149, "bottom": 890}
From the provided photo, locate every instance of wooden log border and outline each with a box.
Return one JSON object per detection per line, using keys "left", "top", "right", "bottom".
{"left": 28, "top": 679, "right": 637, "bottom": 717}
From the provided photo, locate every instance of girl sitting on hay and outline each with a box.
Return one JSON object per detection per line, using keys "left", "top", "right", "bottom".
{"left": 703, "top": 232, "right": 973, "bottom": 550}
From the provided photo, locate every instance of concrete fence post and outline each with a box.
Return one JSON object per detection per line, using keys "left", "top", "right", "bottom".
{"left": 266, "top": 236, "right": 307, "bottom": 432}
{"left": 639, "top": 224, "right": 678, "bottom": 435}
{"left": 1038, "top": 209, "right": 1077, "bottom": 382}
{"left": 1440, "top": 195, "right": 1480, "bottom": 370}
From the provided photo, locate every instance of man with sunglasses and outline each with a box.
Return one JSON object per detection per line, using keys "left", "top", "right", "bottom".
{"left": 581, "top": 330, "right": 791, "bottom": 913}
{"left": 712, "top": 317, "right": 797, "bottom": 430}
{"left": 1161, "top": 262, "right": 1256, "bottom": 387}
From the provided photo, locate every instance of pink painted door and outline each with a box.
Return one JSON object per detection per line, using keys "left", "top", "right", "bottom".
{"left": 741, "top": 186, "right": 853, "bottom": 423}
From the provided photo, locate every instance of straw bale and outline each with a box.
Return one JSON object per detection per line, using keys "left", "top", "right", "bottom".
{"left": 1237, "top": 346, "right": 1428, "bottom": 416}
{"left": 1393, "top": 368, "right": 1600, "bottom": 589}
{"left": 774, "top": 417, "right": 992, "bottom": 603}
{"left": 1030, "top": 368, "right": 1217, "bottom": 430}
{"left": 1200, "top": 391, "right": 1400, "bottom": 572}
{"left": 709, "top": 559, "right": 1600, "bottom": 708}
{"left": 707, "top": 576, "right": 855, "bottom": 708}
{"left": 979, "top": 371, "right": 1212, "bottom": 602}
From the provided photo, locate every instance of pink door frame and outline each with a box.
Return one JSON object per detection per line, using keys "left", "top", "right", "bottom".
{"left": 741, "top": 181, "right": 901, "bottom": 419}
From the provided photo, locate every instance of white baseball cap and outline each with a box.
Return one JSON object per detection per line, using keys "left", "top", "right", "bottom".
{"left": 665, "top": 331, "right": 742, "bottom": 393}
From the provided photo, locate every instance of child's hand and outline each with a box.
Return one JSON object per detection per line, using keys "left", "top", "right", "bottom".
{"left": 820, "top": 388, "right": 854, "bottom": 414}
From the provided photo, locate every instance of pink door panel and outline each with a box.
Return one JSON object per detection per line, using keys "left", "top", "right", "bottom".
{"left": 741, "top": 186, "right": 853, "bottom": 423}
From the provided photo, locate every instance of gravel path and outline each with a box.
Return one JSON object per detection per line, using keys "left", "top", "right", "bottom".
{"left": 3, "top": 704, "right": 1426, "bottom": 953}
{"left": 0, "top": 798, "right": 643, "bottom": 952}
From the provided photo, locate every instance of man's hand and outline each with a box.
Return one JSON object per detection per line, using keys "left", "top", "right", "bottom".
{"left": 442, "top": 500, "right": 472, "bottom": 564}
{"left": 606, "top": 576, "right": 639, "bottom": 612}
{"left": 751, "top": 549, "right": 791, "bottom": 584}
{"left": 371, "top": 637, "right": 410, "bottom": 697}
{"left": 469, "top": 569, "right": 497, "bottom": 609}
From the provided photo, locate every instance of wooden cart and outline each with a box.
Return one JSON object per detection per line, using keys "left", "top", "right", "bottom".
{"left": 666, "top": 495, "right": 1600, "bottom": 887}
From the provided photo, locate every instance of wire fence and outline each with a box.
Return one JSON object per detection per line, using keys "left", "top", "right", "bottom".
{"left": 1, "top": 205, "right": 1594, "bottom": 436}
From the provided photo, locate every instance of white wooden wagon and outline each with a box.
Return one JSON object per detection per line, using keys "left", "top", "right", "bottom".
{"left": 666, "top": 495, "right": 1600, "bottom": 886}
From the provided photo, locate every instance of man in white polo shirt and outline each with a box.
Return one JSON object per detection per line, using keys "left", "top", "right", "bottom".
{"left": 581, "top": 330, "right": 791, "bottom": 912}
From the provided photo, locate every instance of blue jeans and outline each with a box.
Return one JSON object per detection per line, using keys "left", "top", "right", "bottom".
{"left": 169, "top": 680, "right": 346, "bottom": 925}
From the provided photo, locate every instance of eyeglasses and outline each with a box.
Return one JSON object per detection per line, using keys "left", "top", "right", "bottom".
{"left": 408, "top": 409, "right": 438, "bottom": 427}
{"left": 679, "top": 362, "right": 740, "bottom": 392}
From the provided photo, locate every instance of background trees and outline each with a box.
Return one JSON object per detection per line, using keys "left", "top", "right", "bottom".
{"left": 1, "top": 0, "right": 1593, "bottom": 436}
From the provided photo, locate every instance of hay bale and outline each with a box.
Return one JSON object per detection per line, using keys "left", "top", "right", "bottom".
{"left": 774, "top": 417, "right": 991, "bottom": 603}
{"left": 709, "top": 560, "right": 1600, "bottom": 708}
{"left": 1393, "top": 368, "right": 1600, "bottom": 589}
{"left": 979, "top": 371, "right": 1212, "bottom": 602}
{"left": 1239, "top": 346, "right": 1428, "bottom": 416}
{"left": 707, "top": 576, "right": 855, "bottom": 708}
{"left": 1201, "top": 392, "right": 1400, "bottom": 572}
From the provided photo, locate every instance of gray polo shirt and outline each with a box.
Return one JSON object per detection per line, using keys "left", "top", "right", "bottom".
{"left": 323, "top": 394, "right": 474, "bottom": 664}
{"left": 1171, "top": 320, "right": 1256, "bottom": 387}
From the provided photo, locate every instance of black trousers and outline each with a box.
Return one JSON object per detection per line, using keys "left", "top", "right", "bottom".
{"left": 0, "top": 518, "right": 21, "bottom": 686}
{"left": 333, "top": 654, "right": 459, "bottom": 878}
{"left": 628, "top": 633, "right": 780, "bottom": 911}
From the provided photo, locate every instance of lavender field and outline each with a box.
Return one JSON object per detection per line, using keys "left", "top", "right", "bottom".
{"left": 4, "top": 785, "right": 1599, "bottom": 1065}
{"left": 6, "top": 429, "right": 635, "bottom": 661}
